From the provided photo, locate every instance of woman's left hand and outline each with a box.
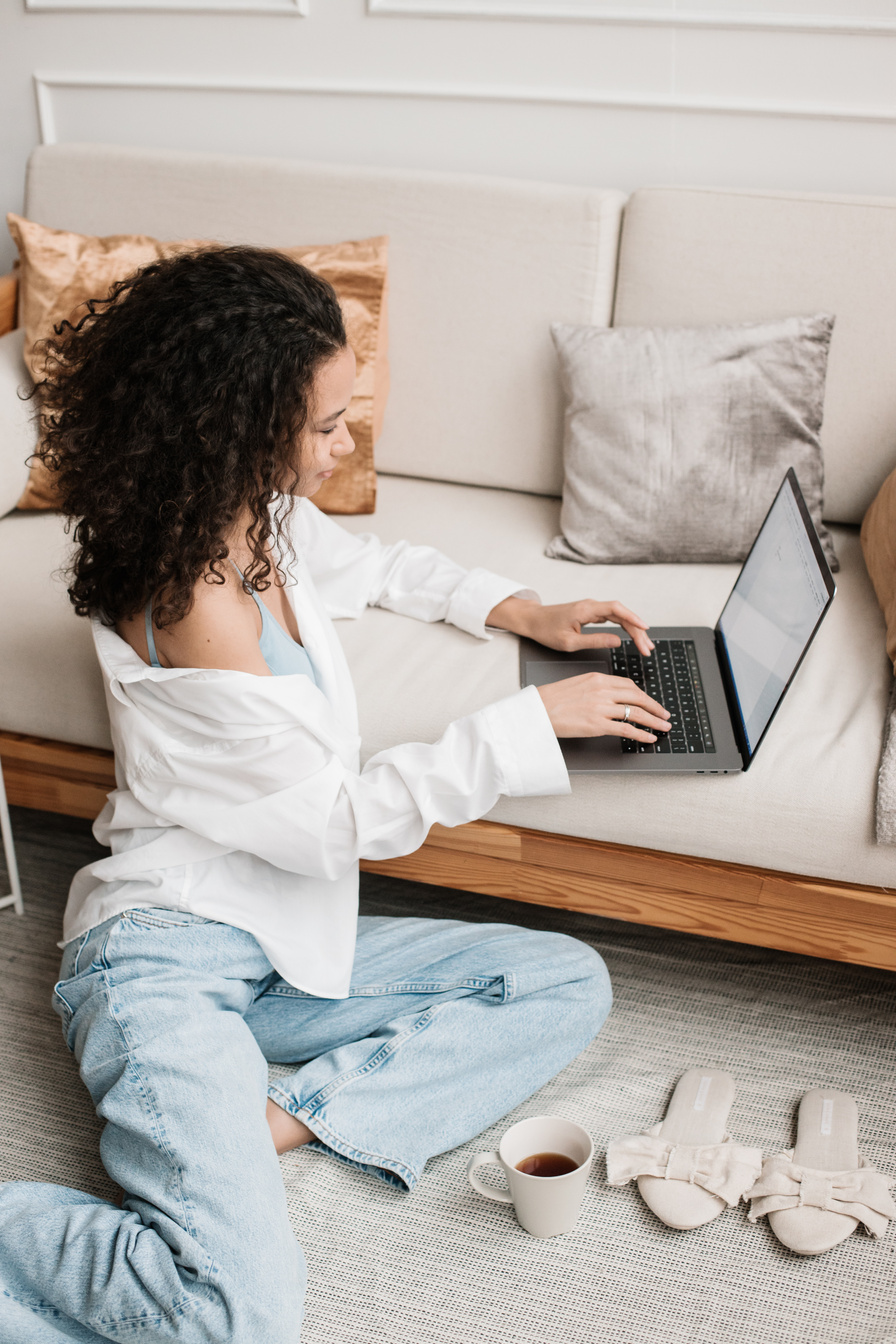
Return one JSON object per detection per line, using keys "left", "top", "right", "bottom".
{"left": 487, "top": 597, "right": 655, "bottom": 658}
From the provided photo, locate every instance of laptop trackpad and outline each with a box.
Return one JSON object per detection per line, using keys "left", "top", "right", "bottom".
{"left": 524, "top": 659, "right": 611, "bottom": 687}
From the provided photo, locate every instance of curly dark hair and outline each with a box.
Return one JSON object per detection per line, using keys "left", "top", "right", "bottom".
{"left": 32, "top": 245, "right": 347, "bottom": 628}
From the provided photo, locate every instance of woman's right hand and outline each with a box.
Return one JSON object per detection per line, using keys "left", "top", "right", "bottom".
{"left": 537, "top": 673, "right": 671, "bottom": 743}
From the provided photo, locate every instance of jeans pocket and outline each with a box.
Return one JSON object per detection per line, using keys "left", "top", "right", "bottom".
{"left": 51, "top": 980, "right": 76, "bottom": 1046}
{"left": 125, "top": 908, "right": 218, "bottom": 930}
{"left": 52, "top": 918, "right": 122, "bottom": 1051}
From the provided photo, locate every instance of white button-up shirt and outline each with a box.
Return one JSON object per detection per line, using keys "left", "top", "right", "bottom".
{"left": 63, "top": 498, "right": 571, "bottom": 996}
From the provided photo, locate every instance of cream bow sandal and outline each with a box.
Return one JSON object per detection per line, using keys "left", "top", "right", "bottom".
{"left": 606, "top": 1069, "right": 763, "bottom": 1230}
{"left": 747, "top": 1089, "right": 896, "bottom": 1255}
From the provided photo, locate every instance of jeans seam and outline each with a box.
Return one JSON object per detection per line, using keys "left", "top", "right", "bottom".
{"left": 298, "top": 1003, "right": 442, "bottom": 1110}
{"left": 124, "top": 1056, "right": 207, "bottom": 1250}
{"left": 1, "top": 1288, "right": 74, "bottom": 1319}
{"left": 266, "top": 976, "right": 503, "bottom": 1000}
{"left": 94, "top": 1290, "right": 209, "bottom": 1331}
{"left": 70, "top": 930, "right": 91, "bottom": 977}
{"left": 100, "top": 967, "right": 136, "bottom": 1054}
{"left": 0, "top": 1285, "right": 192, "bottom": 1331}
{"left": 102, "top": 972, "right": 207, "bottom": 1251}
{"left": 52, "top": 985, "right": 76, "bottom": 1036}
{"left": 96, "top": 922, "right": 120, "bottom": 974}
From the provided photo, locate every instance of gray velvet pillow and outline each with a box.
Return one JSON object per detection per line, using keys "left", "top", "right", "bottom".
{"left": 547, "top": 315, "right": 838, "bottom": 570}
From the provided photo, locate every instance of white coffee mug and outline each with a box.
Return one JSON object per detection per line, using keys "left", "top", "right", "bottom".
{"left": 466, "top": 1115, "right": 593, "bottom": 1237}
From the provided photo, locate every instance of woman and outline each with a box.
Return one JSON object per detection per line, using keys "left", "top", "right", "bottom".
{"left": 0, "top": 247, "right": 669, "bottom": 1343}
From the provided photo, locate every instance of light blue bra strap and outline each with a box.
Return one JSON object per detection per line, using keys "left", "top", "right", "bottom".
{"left": 144, "top": 600, "right": 162, "bottom": 668}
{"left": 231, "top": 560, "right": 268, "bottom": 617}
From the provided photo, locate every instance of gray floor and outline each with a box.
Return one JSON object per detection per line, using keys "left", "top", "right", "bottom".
{"left": 1, "top": 805, "right": 895, "bottom": 1344}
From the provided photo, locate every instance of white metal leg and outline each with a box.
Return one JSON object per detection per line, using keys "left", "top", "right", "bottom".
{"left": 0, "top": 757, "right": 23, "bottom": 915}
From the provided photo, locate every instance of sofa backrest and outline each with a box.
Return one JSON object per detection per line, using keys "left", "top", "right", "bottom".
{"left": 25, "top": 143, "right": 625, "bottom": 502}
{"left": 614, "top": 186, "right": 896, "bottom": 526}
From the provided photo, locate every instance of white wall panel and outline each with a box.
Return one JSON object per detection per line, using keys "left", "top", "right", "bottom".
{"left": 36, "top": 79, "right": 677, "bottom": 187}
{"left": 669, "top": 109, "right": 896, "bottom": 194}
{"left": 28, "top": 0, "right": 305, "bottom": 12}
{"left": 674, "top": 27, "right": 896, "bottom": 108}
{"left": 369, "top": 0, "right": 896, "bottom": 33}
{"left": 318, "top": 19, "right": 678, "bottom": 90}
{"left": 697, "top": 0, "right": 896, "bottom": 19}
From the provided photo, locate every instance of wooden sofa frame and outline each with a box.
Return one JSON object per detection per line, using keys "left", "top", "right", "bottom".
{"left": 3, "top": 730, "right": 895, "bottom": 973}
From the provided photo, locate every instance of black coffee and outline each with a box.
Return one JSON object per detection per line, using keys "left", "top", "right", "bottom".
{"left": 515, "top": 1151, "right": 578, "bottom": 1178}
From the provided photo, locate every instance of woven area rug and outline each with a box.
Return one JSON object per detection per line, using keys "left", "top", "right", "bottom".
{"left": 2, "top": 806, "right": 895, "bottom": 1344}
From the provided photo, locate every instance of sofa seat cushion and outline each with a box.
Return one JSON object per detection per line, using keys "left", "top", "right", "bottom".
{"left": 336, "top": 476, "right": 891, "bottom": 889}
{"left": 0, "top": 510, "right": 111, "bottom": 749}
{"left": 1, "top": 477, "right": 889, "bottom": 889}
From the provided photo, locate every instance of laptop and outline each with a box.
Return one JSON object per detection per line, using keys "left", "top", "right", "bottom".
{"left": 519, "top": 469, "right": 836, "bottom": 774}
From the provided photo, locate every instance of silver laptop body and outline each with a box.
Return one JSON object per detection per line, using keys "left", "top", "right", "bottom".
{"left": 519, "top": 470, "right": 836, "bottom": 775}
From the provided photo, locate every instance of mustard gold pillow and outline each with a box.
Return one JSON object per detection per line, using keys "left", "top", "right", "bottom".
{"left": 7, "top": 214, "right": 388, "bottom": 514}
{"left": 861, "top": 465, "right": 896, "bottom": 673}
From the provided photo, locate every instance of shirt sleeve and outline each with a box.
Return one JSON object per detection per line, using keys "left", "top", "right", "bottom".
{"left": 294, "top": 499, "right": 538, "bottom": 640}
{"left": 127, "top": 678, "right": 569, "bottom": 882}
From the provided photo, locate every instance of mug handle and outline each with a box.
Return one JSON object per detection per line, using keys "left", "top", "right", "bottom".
{"left": 466, "top": 1151, "right": 513, "bottom": 1203}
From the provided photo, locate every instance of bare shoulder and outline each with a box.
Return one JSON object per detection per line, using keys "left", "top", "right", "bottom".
{"left": 118, "top": 565, "right": 270, "bottom": 675}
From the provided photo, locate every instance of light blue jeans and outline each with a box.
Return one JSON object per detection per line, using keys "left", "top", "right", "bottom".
{"left": 0, "top": 908, "right": 611, "bottom": 1343}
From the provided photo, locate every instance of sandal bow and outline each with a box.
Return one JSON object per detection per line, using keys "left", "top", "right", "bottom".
{"left": 747, "top": 1152, "right": 896, "bottom": 1237}
{"left": 607, "top": 1123, "right": 763, "bottom": 1207}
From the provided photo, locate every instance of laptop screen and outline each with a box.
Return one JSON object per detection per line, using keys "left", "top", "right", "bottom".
{"left": 716, "top": 470, "right": 835, "bottom": 762}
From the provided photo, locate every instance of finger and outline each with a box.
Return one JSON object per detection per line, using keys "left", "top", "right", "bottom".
{"left": 602, "top": 722, "right": 658, "bottom": 742}
{"left": 603, "top": 674, "right": 640, "bottom": 693}
{"left": 625, "top": 688, "right": 670, "bottom": 719}
{"left": 565, "top": 631, "right": 622, "bottom": 650}
{"left": 605, "top": 602, "right": 649, "bottom": 630}
{"left": 615, "top": 619, "right": 654, "bottom": 655}
{"left": 608, "top": 686, "right": 669, "bottom": 718}
{"left": 620, "top": 708, "right": 671, "bottom": 732}
{"left": 610, "top": 701, "right": 670, "bottom": 731}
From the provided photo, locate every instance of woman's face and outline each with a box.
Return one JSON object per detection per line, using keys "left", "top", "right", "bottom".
{"left": 299, "top": 345, "right": 357, "bottom": 497}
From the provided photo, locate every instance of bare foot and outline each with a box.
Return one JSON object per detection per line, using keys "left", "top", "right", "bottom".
{"left": 266, "top": 1098, "right": 316, "bottom": 1156}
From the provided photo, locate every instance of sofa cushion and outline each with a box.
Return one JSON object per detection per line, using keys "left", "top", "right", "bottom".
{"left": 0, "top": 510, "right": 110, "bottom": 748}
{"left": 861, "top": 466, "right": 896, "bottom": 674}
{"left": 7, "top": 213, "right": 389, "bottom": 516}
{"left": 24, "top": 143, "right": 626, "bottom": 500}
{"left": 2, "top": 475, "right": 888, "bottom": 888}
{"left": 0, "top": 330, "right": 34, "bottom": 518}
{"left": 613, "top": 187, "right": 896, "bottom": 527}
{"left": 547, "top": 315, "right": 837, "bottom": 569}
{"left": 860, "top": 468, "right": 896, "bottom": 845}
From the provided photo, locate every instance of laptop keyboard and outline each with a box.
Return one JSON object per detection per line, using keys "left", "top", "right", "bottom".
{"left": 610, "top": 640, "right": 716, "bottom": 755}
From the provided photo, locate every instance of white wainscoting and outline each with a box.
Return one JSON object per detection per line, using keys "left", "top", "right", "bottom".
{"left": 367, "top": 0, "right": 896, "bottom": 36}
{"left": 26, "top": 0, "right": 306, "bottom": 12}
{"left": 4, "top": 0, "right": 896, "bottom": 276}
{"left": 34, "top": 72, "right": 896, "bottom": 200}
{"left": 28, "top": 0, "right": 304, "bottom": 11}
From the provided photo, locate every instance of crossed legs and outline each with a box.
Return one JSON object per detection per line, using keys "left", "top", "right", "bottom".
{"left": 0, "top": 910, "right": 610, "bottom": 1342}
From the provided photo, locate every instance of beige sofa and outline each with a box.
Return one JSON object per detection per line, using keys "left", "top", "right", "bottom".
{"left": 1, "top": 143, "right": 895, "bottom": 969}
